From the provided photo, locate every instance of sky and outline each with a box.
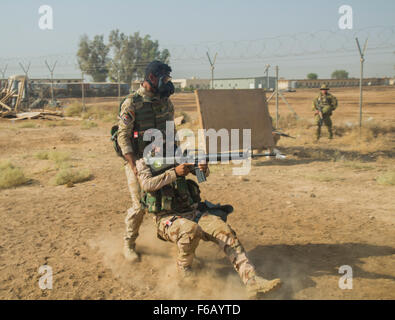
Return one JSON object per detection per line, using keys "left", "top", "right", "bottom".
{"left": 0, "top": 0, "right": 394, "bottom": 80}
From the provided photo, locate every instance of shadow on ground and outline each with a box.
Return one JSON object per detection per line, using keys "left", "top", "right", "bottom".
{"left": 211, "top": 243, "right": 395, "bottom": 299}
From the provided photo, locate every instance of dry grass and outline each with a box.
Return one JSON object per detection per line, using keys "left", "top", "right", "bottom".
{"left": 341, "top": 161, "right": 375, "bottom": 171}
{"left": 376, "top": 171, "right": 395, "bottom": 186}
{"left": 17, "top": 122, "right": 38, "bottom": 129}
{"left": 277, "top": 114, "right": 312, "bottom": 130}
{"left": 306, "top": 173, "right": 344, "bottom": 183}
{"left": 279, "top": 117, "right": 394, "bottom": 158}
{"left": 64, "top": 103, "right": 84, "bottom": 117}
{"left": 53, "top": 169, "right": 93, "bottom": 186}
{"left": 34, "top": 151, "right": 71, "bottom": 165}
{"left": 81, "top": 121, "right": 98, "bottom": 129}
{"left": 0, "top": 161, "right": 29, "bottom": 189}
{"left": 46, "top": 121, "right": 71, "bottom": 128}
{"left": 82, "top": 105, "right": 118, "bottom": 122}
{"left": 64, "top": 103, "right": 118, "bottom": 122}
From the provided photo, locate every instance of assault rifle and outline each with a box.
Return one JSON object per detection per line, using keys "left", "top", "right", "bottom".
{"left": 145, "top": 149, "right": 286, "bottom": 183}
{"left": 273, "top": 130, "right": 296, "bottom": 139}
{"left": 316, "top": 106, "right": 324, "bottom": 126}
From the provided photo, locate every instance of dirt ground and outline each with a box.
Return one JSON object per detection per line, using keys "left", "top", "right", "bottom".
{"left": 0, "top": 87, "right": 394, "bottom": 300}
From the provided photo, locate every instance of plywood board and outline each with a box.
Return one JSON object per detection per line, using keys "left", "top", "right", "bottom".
{"left": 194, "top": 89, "right": 274, "bottom": 153}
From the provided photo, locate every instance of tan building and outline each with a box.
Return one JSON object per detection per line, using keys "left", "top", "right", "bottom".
{"left": 173, "top": 78, "right": 210, "bottom": 90}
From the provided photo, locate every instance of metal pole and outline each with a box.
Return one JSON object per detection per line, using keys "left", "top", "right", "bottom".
{"left": 118, "top": 69, "right": 121, "bottom": 102}
{"left": 275, "top": 66, "right": 279, "bottom": 128}
{"left": 359, "top": 57, "right": 364, "bottom": 128}
{"left": 81, "top": 71, "right": 86, "bottom": 113}
{"left": 211, "top": 66, "right": 214, "bottom": 90}
{"left": 206, "top": 52, "right": 217, "bottom": 90}
{"left": 356, "top": 38, "right": 368, "bottom": 130}
{"left": 50, "top": 71, "right": 54, "bottom": 104}
{"left": 45, "top": 60, "right": 57, "bottom": 106}
{"left": 19, "top": 62, "right": 31, "bottom": 109}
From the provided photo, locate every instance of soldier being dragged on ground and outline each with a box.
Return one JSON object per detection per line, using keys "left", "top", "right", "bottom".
{"left": 134, "top": 138, "right": 282, "bottom": 299}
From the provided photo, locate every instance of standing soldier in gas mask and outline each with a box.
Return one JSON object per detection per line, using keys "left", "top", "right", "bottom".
{"left": 115, "top": 60, "right": 175, "bottom": 262}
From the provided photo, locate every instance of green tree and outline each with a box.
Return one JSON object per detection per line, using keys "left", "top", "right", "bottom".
{"left": 77, "top": 35, "right": 110, "bottom": 82}
{"left": 331, "top": 70, "right": 349, "bottom": 79}
{"left": 108, "top": 30, "right": 170, "bottom": 83}
{"left": 307, "top": 73, "right": 318, "bottom": 80}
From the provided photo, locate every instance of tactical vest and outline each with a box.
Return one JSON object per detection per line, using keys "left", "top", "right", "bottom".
{"left": 317, "top": 94, "right": 333, "bottom": 107}
{"left": 317, "top": 94, "right": 335, "bottom": 115}
{"left": 132, "top": 93, "right": 173, "bottom": 158}
{"left": 142, "top": 177, "right": 201, "bottom": 215}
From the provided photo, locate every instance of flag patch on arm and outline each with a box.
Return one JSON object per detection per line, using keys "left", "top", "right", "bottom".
{"left": 121, "top": 111, "right": 134, "bottom": 125}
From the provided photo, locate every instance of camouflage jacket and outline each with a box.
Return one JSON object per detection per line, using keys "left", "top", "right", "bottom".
{"left": 136, "top": 158, "right": 210, "bottom": 194}
{"left": 312, "top": 93, "right": 338, "bottom": 114}
{"left": 117, "top": 85, "right": 175, "bottom": 156}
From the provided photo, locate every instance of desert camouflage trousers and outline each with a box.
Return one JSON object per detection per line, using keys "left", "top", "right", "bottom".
{"left": 314, "top": 114, "right": 333, "bottom": 139}
{"left": 155, "top": 212, "right": 257, "bottom": 285}
{"left": 124, "top": 164, "right": 145, "bottom": 244}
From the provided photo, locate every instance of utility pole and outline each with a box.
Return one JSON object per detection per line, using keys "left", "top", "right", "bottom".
{"left": 275, "top": 66, "right": 279, "bottom": 128}
{"left": 356, "top": 37, "right": 368, "bottom": 130}
{"left": 267, "top": 66, "right": 298, "bottom": 124}
{"left": 81, "top": 71, "right": 86, "bottom": 113}
{"left": 206, "top": 52, "right": 217, "bottom": 89}
{"left": 45, "top": 60, "right": 57, "bottom": 106}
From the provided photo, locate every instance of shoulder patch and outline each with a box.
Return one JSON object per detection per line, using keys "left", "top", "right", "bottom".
{"left": 121, "top": 110, "right": 135, "bottom": 125}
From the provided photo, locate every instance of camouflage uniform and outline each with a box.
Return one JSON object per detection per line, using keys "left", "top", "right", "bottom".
{"left": 312, "top": 91, "right": 338, "bottom": 140}
{"left": 135, "top": 159, "right": 257, "bottom": 285}
{"left": 117, "top": 85, "right": 175, "bottom": 249}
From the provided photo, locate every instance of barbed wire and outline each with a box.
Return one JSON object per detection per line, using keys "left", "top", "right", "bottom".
{"left": 1, "top": 26, "right": 394, "bottom": 78}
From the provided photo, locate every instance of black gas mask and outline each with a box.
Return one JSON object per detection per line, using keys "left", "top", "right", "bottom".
{"left": 156, "top": 74, "right": 175, "bottom": 98}
{"left": 145, "top": 61, "right": 175, "bottom": 98}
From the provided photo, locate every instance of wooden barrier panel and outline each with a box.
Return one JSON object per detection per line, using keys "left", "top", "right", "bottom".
{"left": 194, "top": 89, "right": 274, "bottom": 152}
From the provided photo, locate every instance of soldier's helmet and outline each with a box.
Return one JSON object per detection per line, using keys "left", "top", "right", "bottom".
{"left": 320, "top": 84, "right": 330, "bottom": 90}
{"left": 145, "top": 61, "right": 172, "bottom": 79}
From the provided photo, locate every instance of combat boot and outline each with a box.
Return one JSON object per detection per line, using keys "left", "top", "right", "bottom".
{"left": 177, "top": 266, "right": 196, "bottom": 287}
{"left": 123, "top": 240, "right": 140, "bottom": 262}
{"left": 246, "top": 276, "right": 282, "bottom": 299}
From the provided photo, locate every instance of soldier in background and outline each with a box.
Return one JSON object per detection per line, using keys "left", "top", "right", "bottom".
{"left": 312, "top": 84, "right": 338, "bottom": 141}
{"left": 117, "top": 61, "right": 175, "bottom": 262}
{"left": 135, "top": 142, "right": 282, "bottom": 299}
